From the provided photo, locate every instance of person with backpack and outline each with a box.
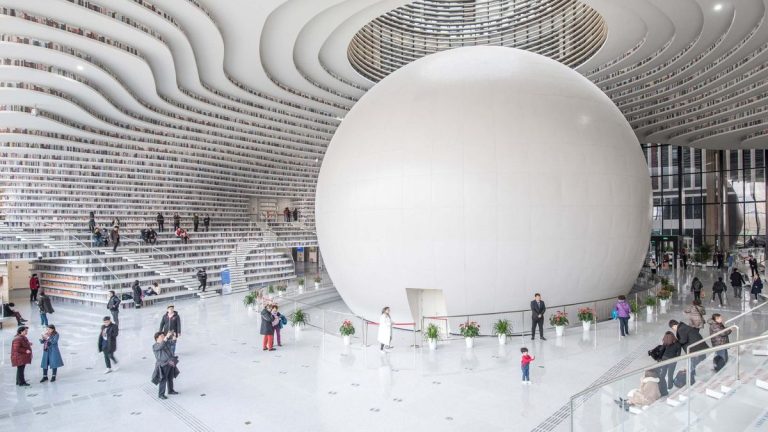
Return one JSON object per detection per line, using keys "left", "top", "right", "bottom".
{"left": 711, "top": 277, "right": 727, "bottom": 307}
{"left": 669, "top": 319, "right": 707, "bottom": 384}
{"left": 37, "top": 291, "right": 54, "bottom": 326}
{"left": 751, "top": 275, "right": 764, "bottom": 303}
{"left": 708, "top": 313, "right": 731, "bottom": 371}
{"left": 730, "top": 267, "right": 746, "bottom": 299}
{"left": 159, "top": 306, "right": 181, "bottom": 355}
{"left": 196, "top": 268, "right": 207, "bottom": 292}
{"left": 614, "top": 295, "right": 632, "bottom": 337}
{"left": 260, "top": 304, "right": 276, "bottom": 351}
{"left": 684, "top": 299, "right": 706, "bottom": 329}
{"left": 690, "top": 277, "right": 703, "bottom": 302}
{"left": 106, "top": 290, "right": 121, "bottom": 326}
{"left": 271, "top": 304, "right": 286, "bottom": 347}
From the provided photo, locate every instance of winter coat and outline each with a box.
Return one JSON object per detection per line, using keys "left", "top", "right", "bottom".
{"left": 691, "top": 278, "right": 703, "bottom": 293}
{"left": 107, "top": 294, "right": 121, "bottom": 311}
{"left": 684, "top": 304, "right": 706, "bottom": 329}
{"left": 151, "top": 340, "right": 180, "bottom": 385}
{"left": 156, "top": 213, "right": 164, "bottom": 223}
{"left": 272, "top": 312, "right": 286, "bottom": 330}
{"left": 676, "top": 322, "right": 707, "bottom": 353}
{"left": 712, "top": 281, "right": 727, "bottom": 293}
{"left": 37, "top": 296, "right": 54, "bottom": 314}
{"left": 40, "top": 332, "right": 64, "bottom": 369}
{"left": 159, "top": 312, "right": 182, "bottom": 336}
{"left": 751, "top": 278, "right": 764, "bottom": 294}
{"left": 11, "top": 335, "right": 32, "bottom": 367}
{"left": 196, "top": 269, "right": 207, "bottom": 282}
{"left": 260, "top": 308, "right": 274, "bottom": 335}
{"left": 628, "top": 376, "right": 661, "bottom": 407}
{"left": 660, "top": 341, "right": 682, "bottom": 361}
{"left": 203, "top": 216, "right": 210, "bottom": 225}
{"left": 97, "top": 323, "right": 118, "bottom": 354}
{"left": 377, "top": 313, "right": 393, "bottom": 345}
{"left": 615, "top": 300, "right": 631, "bottom": 318}
{"left": 730, "top": 271, "right": 745, "bottom": 287}
{"left": 530, "top": 300, "right": 546, "bottom": 318}
{"left": 29, "top": 276, "right": 40, "bottom": 291}
{"left": 708, "top": 320, "right": 731, "bottom": 347}
{"left": 132, "top": 283, "right": 143, "bottom": 304}
{"left": 193, "top": 215, "right": 199, "bottom": 225}
{"left": 110, "top": 229, "right": 120, "bottom": 242}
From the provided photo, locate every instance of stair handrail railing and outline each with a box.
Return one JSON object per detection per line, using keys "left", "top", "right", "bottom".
{"left": 569, "top": 333, "right": 768, "bottom": 431}
{"left": 725, "top": 293, "right": 768, "bottom": 326}
{"left": 123, "top": 238, "right": 199, "bottom": 274}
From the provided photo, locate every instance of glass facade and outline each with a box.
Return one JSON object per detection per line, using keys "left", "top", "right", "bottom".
{"left": 642, "top": 145, "right": 767, "bottom": 252}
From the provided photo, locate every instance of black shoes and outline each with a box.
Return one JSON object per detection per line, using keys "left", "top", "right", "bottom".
{"left": 158, "top": 395, "right": 168, "bottom": 400}
{"left": 51, "top": 377, "right": 56, "bottom": 382}
{"left": 18, "top": 382, "right": 30, "bottom": 387}
{"left": 168, "top": 391, "right": 179, "bottom": 395}
{"left": 540, "top": 337, "right": 547, "bottom": 341}
{"left": 268, "top": 348, "right": 276, "bottom": 351}
{"left": 40, "top": 377, "right": 48, "bottom": 383}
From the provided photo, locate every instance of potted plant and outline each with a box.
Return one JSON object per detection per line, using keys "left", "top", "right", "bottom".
{"left": 657, "top": 289, "right": 672, "bottom": 308}
{"left": 277, "top": 283, "right": 286, "bottom": 297}
{"left": 549, "top": 311, "right": 569, "bottom": 337}
{"left": 268, "top": 284, "right": 275, "bottom": 295}
{"left": 645, "top": 296, "right": 656, "bottom": 315}
{"left": 459, "top": 321, "right": 480, "bottom": 348}
{"left": 313, "top": 275, "right": 322, "bottom": 290}
{"left": 493, "top": 319, "right": 512, "bottom": 345}
{"left": 577, "top": 307, "right": 594, "bottom": 331}
{"left": 629, "top": 300, "right": 638, "bottom": 322}
{"left": 297, "top": 277, "right": 305, "bottom": 294}
{"left": 289, "top": 308, "right": 307, "bottom": 331}
{"left": 339, "top": 319, "right": 355, "bottom": 346}
{"left": 242, "top": 291, "right": 257, "bottom": 314}
{"left": 425, "top": 323, "right": 440, "bottom": 350}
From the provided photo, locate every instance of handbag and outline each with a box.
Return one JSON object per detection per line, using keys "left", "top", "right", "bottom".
{"left": 611, "top": 309, "right": 618, "bottom": 320}
{"left": 674, "top": 370, "right": 687, "bottom": 388}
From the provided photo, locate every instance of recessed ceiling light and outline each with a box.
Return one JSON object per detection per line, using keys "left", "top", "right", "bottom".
{"left": 315, "top": 158, "right": 319, "bottom": 163}
{"left": 713, "top": 4, "right": 723, "bottom": 11}
{"left": 76, "top": 65, "right": 84, "bottom": 71}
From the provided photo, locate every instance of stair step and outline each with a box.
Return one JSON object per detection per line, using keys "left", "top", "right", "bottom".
{"left": 753, "top": 349, "right": 768, "bottom": 356}
{"left": 705, "top": 388, "right": 724, "bottom": 399}
{"left": 666, "top": 398, "right": 681, "bottom": 407}
{"left": 757, "top": 379, "right": 768, "bottom": 390}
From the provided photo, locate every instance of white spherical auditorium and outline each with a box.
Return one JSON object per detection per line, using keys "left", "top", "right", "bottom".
{"left": 316, "top": 46, "right": 651, "bottom": 323}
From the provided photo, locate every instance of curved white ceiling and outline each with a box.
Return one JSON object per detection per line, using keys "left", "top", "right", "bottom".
{"left": 0, "top": 0, "right": 766, "bottom": 225}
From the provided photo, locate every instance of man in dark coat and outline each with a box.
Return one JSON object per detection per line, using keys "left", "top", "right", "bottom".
{"left": 711, "top": 277, "right": 727, "bottom": 306}
{"left": 98, "top": 316, "right": 119, "bottom": 373}
{"left": 530, "top": 293, "right": 547, "bottom": 340}
{"left": 203, "top": 214, "right": 210, "bottom": 231}
{"left": 156, "top": 212, "right": 164, "bottom": 231}
{"left": 159, "top": 306, "right": 181, "bottom": 354}
{"left": 88, "top": 211, "right": 96, "bottom": 233}
{"left": 37, "top": 291, "right": 54, "bottom": 326}
{"left": 173, "top": 213, "right": 181, "bottom": 231}
{"left": 749, "top": 255, "right": 760, "bottom": 277}
{"left": 669, "top": 319, "right": 707, "bottom": 384}
{"left": 260, "top": 305, "right": 276, "bottom": 351}
{"left": 730, "top": 268, "right": 746, "bottom": 299}
{"left": 193, "top": 214, "right": 199, "bottom": 232}
{"left": 132, "top": 281, "right": 143, "bottom": 309}
{"left": 107, "top": 290, "right": 121, "bottom": 326}
{"left": 110, "top": 227, "right": 120, "bottom": 252}
{"left": 196, "top": 268, "right": 207, "bottom": 292}
{"left": 152, "top": 331, "right": 179, "bottom": 399}
{"left": 29, "top": 274, "right": 40, "bottom": 302}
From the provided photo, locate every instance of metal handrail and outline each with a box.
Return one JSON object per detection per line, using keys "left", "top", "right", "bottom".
{"left": 725, "top": 293, "right": 768, "bottom": 325}
{"left": 689, "top": 325, "right": 739, "bottom": 352}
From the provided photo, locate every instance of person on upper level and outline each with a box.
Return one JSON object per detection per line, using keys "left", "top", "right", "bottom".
{"left": 156, "top": 212, "right": 165, "bottom": 231}
{"left": 193, "top": 214, "right": 199, "bottom": 232}
{"left": 203, "top": 214, "right": 210, "bottom": 231}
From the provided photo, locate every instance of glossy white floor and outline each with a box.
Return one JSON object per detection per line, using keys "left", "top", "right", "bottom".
{"left": 1, "top": 267, "right": 766, "bottom": 432}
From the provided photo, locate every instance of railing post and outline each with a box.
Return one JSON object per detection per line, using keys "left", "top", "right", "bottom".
{"left": 569, "top": 397, "right": 574, "bottom": 432}
{"left": 736, "top": 327, "right": 741, "bottom": 380}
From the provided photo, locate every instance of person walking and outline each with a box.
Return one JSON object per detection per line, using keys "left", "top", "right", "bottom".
{"left": 203, "top": 214, "right": 210, "bottom": 232}
{"left": 378, "top": 306, "right": 393, "bottom": 351}
{"left": 669, "top": 319, "right": 707, "bottom": 384}
{"left": 690, "top": 277, "right": 704, "bottom": 302}
{"left": 156, "top": 212, "right": 164, "bottom": 231}
{"left": 711, "top": 277, "right": 727, "bottom": 307}
{"left": 530, "top": 293, "right": 547, "bottom": 340}
{"left": 716, "top": 251, "right": 724, "bottom": 270}
{"left": 107, "top": 290, "right": 121, "bottom": 326}
{"left": 193, "top": 214, "right": 199, "bottom": 232}
{"left": 751, "top": 275, "right": 764, "bottom": 302}
{"left": 111, "top": 217, "right": 121, "bottom": 228}
{"left": 132, "top": 281, "right": 143, "bottom": 309}
{"left": 727, "top": 252, "right": 734, "bottom": 274}
{"left": 29, "top": 273, "right": 40, "bottom": 302}
{"left": 196, "top": 268, "right": 207, "bottom": 292}
{"left": 520, "top": 347, "right": 535, "bottom": 385}
{"left": 657, "top": 331, "right": 681, "bottom": 396}
{"left": 37, "top": 291, "right": 54, "bottom": 326}
{"left": 159, "top": 306, "right": 181, "bottom": 355}
{"left": 684, "top": 299, "right": 706, "bottom": 329}
{"left": 12, "top": 326, "right": 32, "bottom": 386}
{"left": 681, "top": 248, "right": 688, "bottom": 270}
{"left": 271, "top": 304, "right": 286, "bottom": 347}
{"left": 260, "top": 304, "right": 276, "bottom": 351}
{"left": 39, "top": 325, "right": 63, "bottom": 382}
{"left": 110, "top": 226, "right": 120, "bottom": 252}
{"left": 98, "top": 316, "right": 119, "bottom": 373}
{"left": 614, "top": 295, "right": 632, "bottom": 337}
{"left": 151, "top": 331, "right": 179, "bottom": 399}
{"left": 173, "top": 213, "right": 181, "bottom": 231}
{"left": 708, "top": 313, "right": 731, "bottom": 371}
{"left": 749, "top": 255, "right": 760, "bottom": 277}
{"left": 88, "top": 211, "right": 96, "bottom": 233}
{"left": 730, "top": 267, "right": 746, "bottom": 300}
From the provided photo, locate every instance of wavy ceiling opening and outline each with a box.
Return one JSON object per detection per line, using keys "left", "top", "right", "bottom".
{"left": 348, "top": 0, "right": 607, "bottom": 82}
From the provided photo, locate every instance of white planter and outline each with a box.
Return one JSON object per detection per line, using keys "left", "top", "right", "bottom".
{"left": 298, "top": 285, "right": 304, "bottom": 294}
{"left": 660, "top": 299, "right": 668, "bottom": 308}
{"left": 629, "top": 314, "right": 635, "bottom": 323}
{"left": 343, "top": 335, "right": 351, "bottom": 346}
{"left": 428, "top": 338, "right": 437, "bottom": 350}
{"left": 555, "top": 325, "right": 565, "bottom": 337}
{"left": 498, "top": 334, "right": 507, "bottom": 345}
{"left": 278, "top": 291, "right": 284, "bottom": 297}
{"left": 582, "top": 321, "right": 591, "bottom": 332}
{"left": 646, "top": 305, "right": 653, "bottom": 315}
{"left": 465, "top": 337, "right": 474, "bottom": 348}
{"left": 314, "top": 282, "right": 320, "bottom": 290}
{"left": 246, "top": 305, "right": 254, "bottom": 316}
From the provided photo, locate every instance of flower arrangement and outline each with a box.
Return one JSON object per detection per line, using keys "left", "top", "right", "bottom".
{"left": 549, "top": 311, "right": 569, "bottom": 327}
{"left": 493, "top": 319, "right": 512, "bottom": 336}
{"left": 459, "top": 321, "right": 480, "bottom": 338}
{"left": 577, "top": 307, "right": 594, "bottom": 322}
{"left": 425, "top": 323, "right": 440, "bottom": 340}
{"left": 339, "top": 320, "right": 355, "bottom": 336}
{"left": 656, "top": 289, "right": 672, "bottom": 300}
{"left": 314, "top": 275, "right": 322, "bottom": 283}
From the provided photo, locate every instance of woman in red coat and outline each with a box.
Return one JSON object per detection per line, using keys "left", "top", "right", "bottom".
{"left": 12, "top": 326, "right": 32, "bottom": 386}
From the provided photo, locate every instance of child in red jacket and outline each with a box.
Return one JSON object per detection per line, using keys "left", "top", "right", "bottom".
{"left": 521, "top": 347, "right": 535, "bottom": 384}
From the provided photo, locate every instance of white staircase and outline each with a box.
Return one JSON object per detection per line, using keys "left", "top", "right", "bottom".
{"left": 101, "top": 249, "right": 198, "bottom": 292}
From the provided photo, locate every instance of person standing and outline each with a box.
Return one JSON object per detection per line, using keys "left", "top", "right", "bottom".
{"left": 657, "top": 331, "right": 681, "bottom": 396}
{"left": 203, "top": 214, "right": 210, "bottom": 232}
{"left": 107, "top": 290, "right": 121, "bottom": 326}
{"left": 716, "top": 251, "right": 724, "bottom": 270}
{"left": 196, "top": 268, "right": 207, "bottom": 292}
{"left": 727, "top": 252, "right": 734, "bottom": 274}
{"left": 260, "top": 304, "right": 276, "bottom": 351}
{"left": 614, "top": 295, "right": 631, "bottom": 337}
{"left": 530, "top": 294, "right": 547, "bottom": 340}
{"left": 110, "top": 226, "right": 120, "bottom": 252}
{"left": 12, "top": 326, "right": 32, "bottom": 386}
{"left": 156, "top": 212, "right": 165, "bottom": 232}
{"left": 520, "top": 347, "right": 535, "bottom": 385}
{"left": 37, "top": 291, "right": 54, "bottom": 326}
{"left": 749, "top": 255, "right": 760, "bottom": 277}
{"left": 98, "top": 316, "right": 119, "bottom": 373}
{"left": 111, "top": 217, "right": 121, "bottom": 228}
{"left": 132, "top": 281, "right": 143, "bottom": 309}
{"left": 292, "top": 208, "right": 298, "bottom": 222}
{"left": 649, "top": 259, "right": 657, "bottom": 276}
{"left": 193, "top": 214, "right": 199, "bottom": 232}
{"left": 173, "top": 213, "right": 181, "bottom": 231}
{"left": 378, "top": 306, "right": 393, "bottom": 351}
{"left": 29, "top": 274, "right": 40, "bottom": 302}
{"left": 669, "top": 319, "right": 707, "bottom": 384}
{"left": 751, "top": 275, "right": 764, "bottom": 302}
{"left": 691, "top": 277, "right": 703, "bottom": 302}
{"left": 151, "top": 332, "right": 179, "bottom": 399}
{"left": 730, "top": 267, "right": 746, "bottom": 299}
{"left": 283, "top": 207, "right": 290, "bottom": 222}
{"left": 712, "top": 277, "right": 727, "bottom": 307}
{"left": 88, "top": 211, "right": 96, "bottom": 233}
{"left": 271, "top": 304, "right": 286, "bottom": 347}
{"left": 159, "top": 306, "right": 181, "bottom": 355}
{"left": 39, "top": 325, "right": 63, "bottom": 382}
{"left": 681, "top": 248, "right": 688, "bottom": 270}
{"left": 708, "top": 313, "right": 731, "bottom": 371}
